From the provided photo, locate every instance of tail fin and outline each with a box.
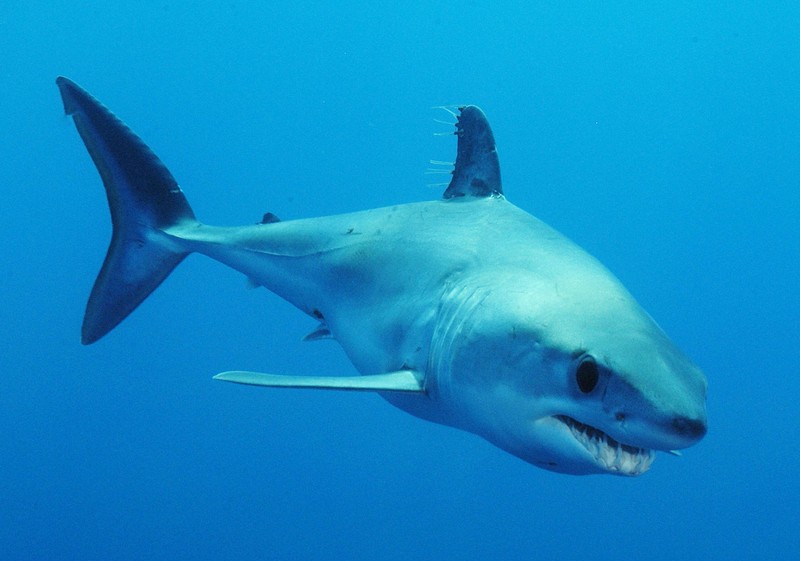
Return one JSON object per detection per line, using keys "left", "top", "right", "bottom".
{"left": 57, "top": 77, "right": 197, "bottom": 344}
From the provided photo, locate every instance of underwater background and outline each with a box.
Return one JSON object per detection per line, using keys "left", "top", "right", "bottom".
{"left": 1, "top": 2, "right": 798, "bottom": 559}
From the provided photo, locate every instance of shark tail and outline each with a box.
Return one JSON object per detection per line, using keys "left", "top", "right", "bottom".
{"left": 57, "top": 77, "right": 198, "bottom": 345}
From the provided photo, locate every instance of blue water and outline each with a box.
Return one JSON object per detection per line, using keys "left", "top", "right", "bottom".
{"left": 2, "top": 2, "right": 798, "bottom": 559}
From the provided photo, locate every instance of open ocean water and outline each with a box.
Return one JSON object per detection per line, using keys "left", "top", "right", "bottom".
{"left": 1, "top": 2, "right": 798, "bottom": 560}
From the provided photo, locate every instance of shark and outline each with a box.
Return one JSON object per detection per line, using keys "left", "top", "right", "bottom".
{"left": 56, "top": 76, "right": 707, "bottom": 476}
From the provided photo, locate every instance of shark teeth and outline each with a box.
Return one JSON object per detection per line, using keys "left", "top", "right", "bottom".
{"left": 556, "top": 415, "right": 656, "bottom": 476}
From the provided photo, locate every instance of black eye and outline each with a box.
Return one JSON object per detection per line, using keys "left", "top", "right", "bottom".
{"left": 576, "top": 356, "right": 599, "bottom": 394}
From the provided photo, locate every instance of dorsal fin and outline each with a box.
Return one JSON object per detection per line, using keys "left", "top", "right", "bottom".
{"left": 443, "top": 106, "right": 503, "bottom": 199}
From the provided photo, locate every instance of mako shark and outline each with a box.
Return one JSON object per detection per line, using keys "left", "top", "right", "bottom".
{"left": 56, "top": 76, "right": 707, "bottom": 476}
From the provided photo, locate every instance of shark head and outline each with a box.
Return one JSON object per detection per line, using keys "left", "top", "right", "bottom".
{"left": 433, "top": 260, "right": 708, "bottom": 476}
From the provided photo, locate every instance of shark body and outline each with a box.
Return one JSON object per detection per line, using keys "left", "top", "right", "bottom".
{"left": 57, "top": 77, "right": 707, "bottom": 476}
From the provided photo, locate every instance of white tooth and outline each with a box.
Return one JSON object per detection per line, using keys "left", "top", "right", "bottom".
{"left": 620, "top": 452, "right": 634, "bottom": 474}
{"left": 640, "top": 452, "right": 655, "bottom": 473}
{"left": 631, "top": 453, "right": 643, "bottom": 473}
{"left": 601, "top": 443, "right": 615, "bottom": 467}
{"left": 637, "top": 456, "right": 646, "bottom": 472}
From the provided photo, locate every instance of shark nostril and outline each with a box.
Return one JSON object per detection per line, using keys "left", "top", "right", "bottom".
{"left": 672, "top": 416, "right": 707, "bottom": 439}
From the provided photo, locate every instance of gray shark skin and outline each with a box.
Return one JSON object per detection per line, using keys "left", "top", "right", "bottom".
{"left": 56, "top": 76, "right": 707, "bottom": 476}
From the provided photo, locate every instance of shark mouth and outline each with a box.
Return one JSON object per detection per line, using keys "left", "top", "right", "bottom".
{"left": 556, "top": 415, "right": 656, "bottom": 476}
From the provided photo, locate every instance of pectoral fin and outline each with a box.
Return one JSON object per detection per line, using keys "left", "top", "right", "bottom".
{"left": 213, "top": 370, "right": 424, "bottom": 393}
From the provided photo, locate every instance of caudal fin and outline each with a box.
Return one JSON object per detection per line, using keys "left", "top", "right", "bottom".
{"left": 57, "top": 77, "right": 197, "bottom": 344}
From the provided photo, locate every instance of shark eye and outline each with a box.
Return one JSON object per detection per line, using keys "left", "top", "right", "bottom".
{"left": 576, "top": 356, "right": 599, "bottom": 394}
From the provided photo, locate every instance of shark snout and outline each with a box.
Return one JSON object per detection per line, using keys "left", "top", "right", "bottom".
{"left": 602, "top": 372, "right": 707, "bottom": 451}
{"left": 671, "top": 414, "right": 707, "bottom": 443}
{"left": 642, "top": 407, "right": 707, "bottom": 450}
{"left": 606, "top": 409, "right": 706, "bottom": 452}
